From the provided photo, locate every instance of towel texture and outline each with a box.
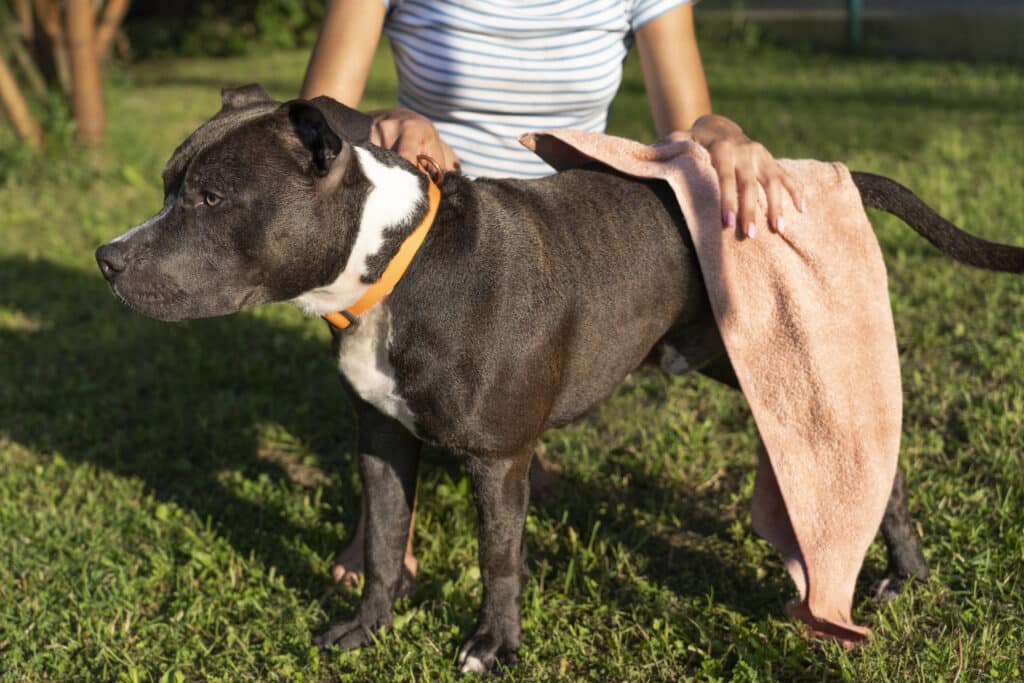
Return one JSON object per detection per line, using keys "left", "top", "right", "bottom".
{"left": 520, "top": 130, "right": 902, "bottom": 644}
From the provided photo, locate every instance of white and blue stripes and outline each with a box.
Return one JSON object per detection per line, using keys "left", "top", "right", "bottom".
{"left": 381, "top": 0, "right": 689, "bottom": 178}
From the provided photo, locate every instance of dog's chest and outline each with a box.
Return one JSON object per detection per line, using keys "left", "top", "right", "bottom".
{"left": 336, "top": 306, "right": 417, "bottom": 434}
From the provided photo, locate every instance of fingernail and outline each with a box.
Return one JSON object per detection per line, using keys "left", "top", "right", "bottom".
{"left": 800, "top": 198, "right": 807, "bottom": 213}
{"left": 726, "top": 210, "right": 737, "bottom": 228}
{"left": 776, "top": 216, "right": 785, "bottom": 234}
{"left": 746, "top": 222, "right": 757, "bottom": 239}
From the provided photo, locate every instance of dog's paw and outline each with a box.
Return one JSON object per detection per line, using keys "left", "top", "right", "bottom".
{"left": 313, "top": 617, "right": 381, "bottom": 651}
{"left": 872, "top": 572, "right": 926, "bottom": 602}
{"left": 456, "top": 628, "right": 520, "bottom": 674}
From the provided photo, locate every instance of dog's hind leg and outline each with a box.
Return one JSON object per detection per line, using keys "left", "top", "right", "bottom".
{"left": 457, "top": 449, "right": 533, "bottom": 674}
{"left": 876, "top": 467, "right": 929, "bottom": 598}
{"left": 315, "top": 404, "right": 421, "bottom": 650}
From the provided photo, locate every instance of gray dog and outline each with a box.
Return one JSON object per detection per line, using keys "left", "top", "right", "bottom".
{"left": 97, "top": 85, "right": 1022, "bottom": 672}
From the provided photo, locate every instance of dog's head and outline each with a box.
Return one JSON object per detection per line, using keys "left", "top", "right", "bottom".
{"left": 95, "top": 84, "right": 390, "bottom": 321}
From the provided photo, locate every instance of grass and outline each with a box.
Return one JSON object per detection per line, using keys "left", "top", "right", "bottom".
{"left": 1, "top": 38, "right": 1023, "bottom": 682}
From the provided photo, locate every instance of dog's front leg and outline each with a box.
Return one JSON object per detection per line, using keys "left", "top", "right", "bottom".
{"left": 315, "top": 406, "right": 421, "bottom": 651}
{"left": 457, "top": 450, "right": 533, "bottom": 673}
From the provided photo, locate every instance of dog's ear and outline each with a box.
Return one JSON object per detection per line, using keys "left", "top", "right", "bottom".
{"left": 285, "top": 100, "right": 348, "bottom": 177}
{"left": 307, "top": 96, "right": 373, "bottom": 146}
{"left": 221, "top": 84, "right": 273, "bottom": 110}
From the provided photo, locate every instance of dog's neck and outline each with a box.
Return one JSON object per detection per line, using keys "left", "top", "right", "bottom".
{"left": 290, "top": 147, "right": 428, "bottom": 317}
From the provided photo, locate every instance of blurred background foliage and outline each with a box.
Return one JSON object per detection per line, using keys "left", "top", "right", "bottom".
{"left": 125, "top": 0, "right": 326, "bottom": 59}
{"left": 119, "top": 1, "right": 1024, "bottom": 62}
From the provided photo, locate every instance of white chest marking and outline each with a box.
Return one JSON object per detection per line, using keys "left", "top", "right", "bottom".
{"left": 336, "top": 305, "right": 418, "bottom": 434}
{"left": 290, "top": 148, "right": 424, "bottom": 316}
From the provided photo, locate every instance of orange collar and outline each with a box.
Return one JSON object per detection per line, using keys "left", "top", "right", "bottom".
{"left": 322, "top": 160, "right": 441, "bottom": 331}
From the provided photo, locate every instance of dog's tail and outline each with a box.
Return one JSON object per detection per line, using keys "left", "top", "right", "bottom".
{"left": 852, "top": 171, "right": 1024, "bottom": 273}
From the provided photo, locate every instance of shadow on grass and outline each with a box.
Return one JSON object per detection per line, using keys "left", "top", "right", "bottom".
{"left": 0, "top": 256, "right": 361, "bottom": 600}
{"left": 532, "top": 455, "right": 788, "bottom": 621}
{"left": 1, "top": 256, "right": 792, "bottom": 624}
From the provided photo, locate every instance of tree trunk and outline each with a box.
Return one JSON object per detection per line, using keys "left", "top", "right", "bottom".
{"left": 32, "top": 0, "right": 71, "bottom": 94}
{"left": 13, "top": 0, "right": 34, "bottom": 43}
{"left": 0, "top": 53, "right": 43, "bottom": 147}
{"left": 95, "top": 0, "right": 131, "bottom": 63}
{"left": 66, "top": 0, "right": 105, "bottom": 143}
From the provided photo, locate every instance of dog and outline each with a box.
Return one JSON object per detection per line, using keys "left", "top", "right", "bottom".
{"left": 96, "top": 85, "right": 1022, "bottom": 672}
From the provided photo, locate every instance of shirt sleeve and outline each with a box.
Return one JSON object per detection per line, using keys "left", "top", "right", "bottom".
{"left": 629, "top": 0, "right": 690, "bottom": 33}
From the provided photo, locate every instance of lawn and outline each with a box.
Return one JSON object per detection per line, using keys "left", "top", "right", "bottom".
{"left": 1, "top": 38, "right": 1022, "bottom": 682}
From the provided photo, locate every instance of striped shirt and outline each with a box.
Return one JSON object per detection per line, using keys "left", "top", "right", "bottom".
{"left": 381, "top": 0, "right": 689, "bottom": 178}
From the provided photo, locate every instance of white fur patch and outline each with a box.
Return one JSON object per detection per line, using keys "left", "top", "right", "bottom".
{"left": 290, "top": 148, "right": 423, "bottom": 316}
{"left": 109, "top": 202, "right": 172, "bottom": 243}
{"left": 459, "top": 655, "right": 487, "bottom": 674}
{"left": 336, "top": 305, "right": 417, "bottom": 434}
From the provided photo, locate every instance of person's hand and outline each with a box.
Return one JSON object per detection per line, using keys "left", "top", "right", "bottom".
{"left": 690, "top": 114, "right": 804, "bottom": 238}
{"left": 368, "top": 108, "right": 461, "bottom": 173}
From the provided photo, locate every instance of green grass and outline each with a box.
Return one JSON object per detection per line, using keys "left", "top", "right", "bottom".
{"left": 2, "top": 40, "right": 1023, "bottom": 682}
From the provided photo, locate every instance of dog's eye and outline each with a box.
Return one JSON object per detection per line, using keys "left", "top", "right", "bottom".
{"left": 203, "top": 192, "right": 222, "bottom": 207}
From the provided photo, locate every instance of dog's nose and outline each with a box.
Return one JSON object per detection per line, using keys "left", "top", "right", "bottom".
{"left": 95, "top": 243, "right": 127, "bottom": 281}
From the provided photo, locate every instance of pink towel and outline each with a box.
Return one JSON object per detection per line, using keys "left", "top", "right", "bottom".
{"left": 521, "top": 130, "right": 902, "bottom": 645}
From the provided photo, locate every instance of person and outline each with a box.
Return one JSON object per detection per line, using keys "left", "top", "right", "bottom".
{"left": 300, "top": 0, "right": 803, "bottom": 587}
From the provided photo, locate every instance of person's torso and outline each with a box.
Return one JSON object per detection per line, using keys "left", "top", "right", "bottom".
{"left": 383, "top": 0, "right": 682, "bottom": 177}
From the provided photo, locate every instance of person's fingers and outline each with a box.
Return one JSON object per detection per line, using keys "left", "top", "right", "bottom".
{"left": 394, "top": 120, "right": 454, "bottom": 172}
{"left": 372, "top": 116, "right": 400, "bottom": 150}
{"left": 780, "top": 167, "right": 806, "bottom": 213}
{"left": 704, "top": 131, "right": 800, "bottom": 238}
{"left": 414, "top": 120, "right": 460, "bottom": 172}
{"left": 715, "top": 159, "right": 739, "bottom": 230}
{"left": 393, "top": 128, "right": 424, "bottom": 166}
{"left": 369, "top": 120, "right": 383, "bottom": 147}
{"left": 738, "top": 164, "right": 761, "bottom": 238}
{"left": 440, "top": 139, "right": 461, "bottom": 173}
{"left": 369, "top": 110, "right": 457, "bottom": 174}
{"left": 763, "top": 175, "right": 784, "bottom": 234}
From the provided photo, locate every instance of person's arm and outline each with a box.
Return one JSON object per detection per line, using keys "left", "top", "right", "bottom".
{"left": 301, "top": 0, "right": 386, "bottom": 107}
{"left": 636, "top": 4, "right": 802, "bottom": 237}
{"left": 301, "top": 0, "right": 460, "bottom": 171}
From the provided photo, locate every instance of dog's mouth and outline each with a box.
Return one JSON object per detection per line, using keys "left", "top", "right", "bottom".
{"left": 108, "top": 273, "right": 266, "bottom": 323}
{"left": 109, "top": 278, "right": 191, "bottom": 321}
